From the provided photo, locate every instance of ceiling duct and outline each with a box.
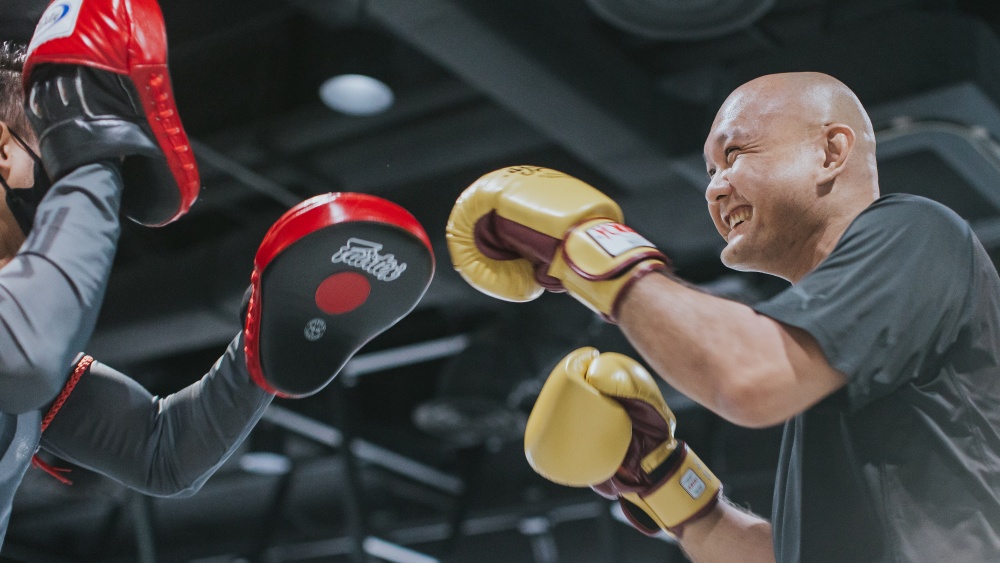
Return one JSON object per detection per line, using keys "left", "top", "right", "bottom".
{"left": 584, "top": 0, "right": 777, "bottom": 41}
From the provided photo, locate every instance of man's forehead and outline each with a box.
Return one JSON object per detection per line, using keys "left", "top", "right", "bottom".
{"left": 706, "top": 90, "right": 758, "bottom": 137}
{"left": 708, "top": 122, "right": 751, "bottom": 145}
{"left": 705, "top": 90, "right": 796, "bottom": 149}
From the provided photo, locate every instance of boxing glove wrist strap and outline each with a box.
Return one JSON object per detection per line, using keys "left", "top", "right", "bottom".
{"left": 551, "top": 219, "right": 670, "bottom": 321}
{"left": 621, "top": 442, "right": 722, "bottom": 537}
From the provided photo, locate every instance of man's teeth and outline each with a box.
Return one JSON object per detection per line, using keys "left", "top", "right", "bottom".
{"left": 728, "top": 208, "right": 752, "bottom": 229}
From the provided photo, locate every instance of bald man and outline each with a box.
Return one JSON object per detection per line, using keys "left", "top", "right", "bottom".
{"left": 615, "top": 72, "right": 1000, "bottom": 561}
{"left": 448, "top": 72, "right": 1000, "bottom": 562}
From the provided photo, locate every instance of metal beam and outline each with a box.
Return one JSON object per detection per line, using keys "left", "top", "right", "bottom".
{"left": 192, "top": 140, "right": 302, "bottom": 208}
{"left": 262, "top": 405, "right": 465, "bottom": 495}
{"left": 289, "top": 0, "right": 693, "bottom": 193}
{"left": 341, "top": 333, "right": 470, "bottom": 381}
{"left": 186, "top": 499, "right": 611, "bottom": 563}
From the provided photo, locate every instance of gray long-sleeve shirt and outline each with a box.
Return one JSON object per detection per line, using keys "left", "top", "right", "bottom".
{"left": 0, "top": 162, "right": 272, "bottom": 545}
{"left": 0, "top": 162, "right": 122, "bottom": 412}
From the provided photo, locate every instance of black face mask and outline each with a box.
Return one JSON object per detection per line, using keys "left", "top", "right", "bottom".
{"left": 0, "top": 129, "right": 51, "bottom": 236}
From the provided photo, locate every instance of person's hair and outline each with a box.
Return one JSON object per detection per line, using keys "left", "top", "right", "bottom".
{"left": 0, "top": 41, "right": 34, "bottom": 144}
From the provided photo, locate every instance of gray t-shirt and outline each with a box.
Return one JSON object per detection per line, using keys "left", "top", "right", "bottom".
{"left": 754, "top": 194, "right": 1000, "bottom": 563}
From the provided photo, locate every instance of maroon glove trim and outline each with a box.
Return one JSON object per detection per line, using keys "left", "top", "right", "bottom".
{"left": 474, "top": 212, "right": 564, "bottom": 291}
{"left": 641, "top": 442, "right": 724, "bottom": 538}
{"left": 557, "top": 218, "right": 669, "bottom": 283}
{"left": 643, "top": 440, "right": 690, "bottom": 494}
{"left": 616, "top": 445, "right": 724, "bottom": 538}
{"left": 607, "top": 262, "right": 669, "bottom": 323}
{"left": 665, "top": 488, "right": 722, "bottom": 538}
{"left": 619, "top": 498, "right": 663, "bottom": 537}
{"left": 562, "top": 246, "right": 670, "bottom": 282}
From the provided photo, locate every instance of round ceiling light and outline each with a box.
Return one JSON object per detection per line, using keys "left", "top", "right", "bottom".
{"left": 319, "top": 74, "right": 395, "bottom": 116}
{"left": 238, "top": 451, "right": 292, "bottom": 476}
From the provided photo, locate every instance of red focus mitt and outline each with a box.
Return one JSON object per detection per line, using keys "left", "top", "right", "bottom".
{"left": 24, "top": 0, "right": 199, "bottom": 226}
{"left": 244, "top": 193, "right": 435, "bottom": 398}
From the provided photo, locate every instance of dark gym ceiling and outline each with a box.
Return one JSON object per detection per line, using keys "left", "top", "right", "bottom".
{"left": 4, "top": 0, "right": 1000, "bottom": 561}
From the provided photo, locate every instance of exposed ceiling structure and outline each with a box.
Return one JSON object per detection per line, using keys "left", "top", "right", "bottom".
{"left": 4, "top": 0, "right": 1000, "bottom": 561}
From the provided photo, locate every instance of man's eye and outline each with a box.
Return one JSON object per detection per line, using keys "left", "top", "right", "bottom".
{"left": 707, "top": 168, "right": 716, "bottom": 178}
{"left": 725, "top": 147, "right": 739, "bottom": 162}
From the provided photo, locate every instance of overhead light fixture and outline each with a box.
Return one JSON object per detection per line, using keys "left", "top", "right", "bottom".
{"left": 319, "top": 74, "right": 395, "bottom": 116}
{"left": 238, "top": 451, "right": 292, "bottom": 476}
{"left": 584, "top": 0, "right": 777, "bottom": 41}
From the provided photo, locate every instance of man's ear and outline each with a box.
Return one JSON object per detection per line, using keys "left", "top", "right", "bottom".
{"left": 0, "top": 123, "right": 13, "bottom": 176}
{"left": 817, "top": 123, "right": 855, "bottom": 185}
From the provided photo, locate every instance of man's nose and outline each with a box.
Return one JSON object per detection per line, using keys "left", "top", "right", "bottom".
{"left": 705, "top": 172, "right": 731, "bottom": 203}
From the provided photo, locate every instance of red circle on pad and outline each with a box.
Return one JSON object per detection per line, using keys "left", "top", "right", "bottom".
{"left": 315, "top": 272, "right": 371, "bottom": 314}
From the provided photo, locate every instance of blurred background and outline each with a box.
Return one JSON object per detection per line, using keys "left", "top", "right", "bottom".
{"left": 4, "top": 0, "right": 1000, "bottom": 561}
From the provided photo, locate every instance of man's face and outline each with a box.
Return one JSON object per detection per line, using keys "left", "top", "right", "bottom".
{"left": 0, "top": 127, "right": 38, "bottom": 263}
{"left": 2, "top": 129, "right": 37, "bottom": 190}
{"left": 702, "top": 92, "right": 825, "bottom": 278}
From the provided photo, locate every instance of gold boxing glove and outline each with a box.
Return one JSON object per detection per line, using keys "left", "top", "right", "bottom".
{"left": 446, "top": 166, "right": 668, "bottom": 321}
{"left": 525, "top": 348, "right": 722, "bottom": 537}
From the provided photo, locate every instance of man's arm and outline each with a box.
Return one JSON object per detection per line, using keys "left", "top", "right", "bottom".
{"left": 0, "top": 163, "right": 122, "bottom": 413}
{"left": 617, "top": 273, "right": 847, "bottom": 428}
{"left": 38, "top": 334, "right": 272, "bottom": 497}
{"left": 679, "top": 500, "right": 775, "bottom": 563}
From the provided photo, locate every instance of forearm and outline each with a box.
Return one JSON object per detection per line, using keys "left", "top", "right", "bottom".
{"left": 617, "top": 273, "right": 780, "bottom": 424}
{"left": 0, "top": 162, "right": 121, "bottom": 412}
{"left": 617, "top": 273, "right": 838, "bottom": 427}
{"left": 679, "top": 499, "right": 775, "bottom": 563}
{"left": 40, "top": 334, "right": 272, "bottom": 496}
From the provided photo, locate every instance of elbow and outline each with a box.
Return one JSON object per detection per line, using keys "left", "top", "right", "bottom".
{"left": 0, "top": 355, "right": 70, "bottom": 414}
{"left": 138, "top": 476, "right": 208, "bottom": 498}
{"left": 713, "top": 372, "right": 792, "bottom": 429}
{"left": 134, "top": 459, "right": 217, "bottom": 497}
{"left": 154, "top": 484, "right": 203, "bottom": 499}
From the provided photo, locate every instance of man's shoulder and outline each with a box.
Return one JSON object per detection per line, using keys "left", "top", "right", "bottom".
{"left": 863, "top": 193, "right": 965, "bottom": 222}
{"left": 853, "top": 193, "right": 970, "bottom": 239}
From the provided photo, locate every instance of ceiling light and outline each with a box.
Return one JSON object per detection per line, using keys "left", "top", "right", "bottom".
{"left": 584, "top": 0, "right": 777, "bottom": 41}
{"left": 238, "top": 451, "right": 292, "bottom": 476}
{"left": 319, "top": 74, "right": 395, "bottom": 116}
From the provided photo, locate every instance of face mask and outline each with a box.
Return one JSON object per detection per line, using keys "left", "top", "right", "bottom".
{"left": 0, "top": 129, "right": 51, "bottom": 236}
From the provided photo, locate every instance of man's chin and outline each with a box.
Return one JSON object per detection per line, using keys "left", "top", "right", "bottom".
{"left": 720, "top": 245, "right": 756, "bottom": 273}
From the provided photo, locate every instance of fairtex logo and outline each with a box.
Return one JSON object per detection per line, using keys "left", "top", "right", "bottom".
{"left": 28, "top": 0, "right": 83, "bottom": 54}
{"left": 331, "top": 238, "right": 407, "bottom": 281}
{"left": 38, "top": 4, "right": 71, "bottom": 30}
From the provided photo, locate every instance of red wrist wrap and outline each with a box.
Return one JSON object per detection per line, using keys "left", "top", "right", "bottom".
{"left": 32, "top": 355, "right": 94, "bottom": 485}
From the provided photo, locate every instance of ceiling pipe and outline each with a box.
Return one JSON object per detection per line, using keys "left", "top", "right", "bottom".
{"left": 284, "top": 0, "right": 702, "bottom": 194}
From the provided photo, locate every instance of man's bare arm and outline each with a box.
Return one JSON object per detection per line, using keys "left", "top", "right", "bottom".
{"left": 680, "top": 500, "right": 775, "bottom": 563}
{"left": 618, "top": 273, "right": 846, "bottom": 428}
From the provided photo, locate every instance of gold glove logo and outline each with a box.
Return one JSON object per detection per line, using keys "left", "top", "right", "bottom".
{"left": 502, "top": 166, "right": 567, "bottom": 178}
{"left": 331, "top": 238, "right": 407, "bottom": 281}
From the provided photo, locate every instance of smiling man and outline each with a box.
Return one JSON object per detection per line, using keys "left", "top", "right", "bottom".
{"left": 447, "top": 72, "right": 1000, "bottom": 562}
{"left": 705, "top": 73, "right": 878, "bottom": 283}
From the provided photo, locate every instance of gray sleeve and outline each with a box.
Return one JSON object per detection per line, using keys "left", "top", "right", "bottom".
{"left": 752, "top": 196, "right": 973, "bottom": 412}
{"left": 38, "top": 334, "right": 273, "bottom": 497}
{"left": 0, "top": 162, "right": 122, "bottom": 413}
